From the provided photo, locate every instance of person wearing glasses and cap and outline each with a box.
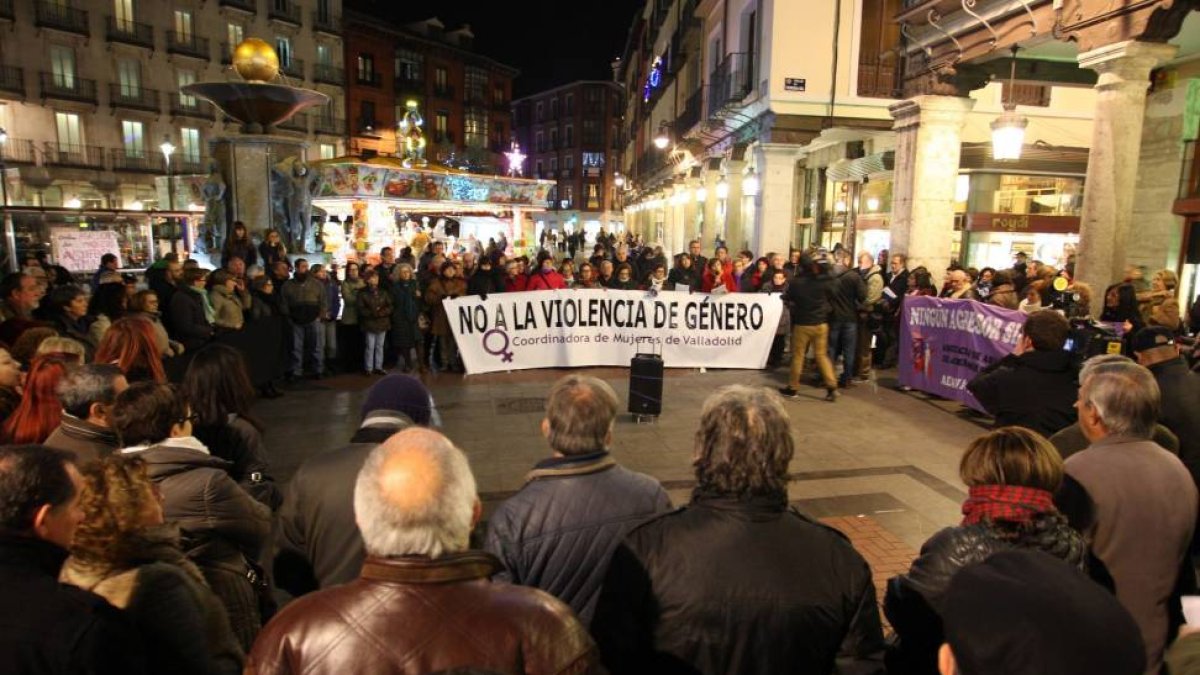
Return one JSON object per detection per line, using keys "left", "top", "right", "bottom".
{"left": 112, "top": 381, "right": 271, "bottom": 652}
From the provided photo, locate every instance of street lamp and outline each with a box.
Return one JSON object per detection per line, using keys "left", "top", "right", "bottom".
{"left": 653, "top": 121, "right": 670, "bottom": 150}
{"left": 159, "top": 135, "right": 175, "bottom": 211}
{"left": 991, "top": 46, "right": 1027, "bottom": 161}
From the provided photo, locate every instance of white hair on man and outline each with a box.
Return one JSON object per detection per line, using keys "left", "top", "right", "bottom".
{"left": 353, "top": 427, "right": 478, "bottom": 559}
{"left": 1080, "top": 361, "right": 1161, "bottom": 440}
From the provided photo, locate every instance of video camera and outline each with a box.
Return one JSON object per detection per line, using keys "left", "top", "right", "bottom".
{"left": 1065, "top": 319, "right": 1123, "bottom": 362}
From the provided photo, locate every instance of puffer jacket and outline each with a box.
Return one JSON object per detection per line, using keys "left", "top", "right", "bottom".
{"left": 883, "top": 513, "right": 1087, "bottom": 675}
{"left": 484, "top": 451, "right": 671, "bottom": 626}
{"left": 121, "top": 436, "right": 272, "bottom": 651}
{"left": 591, "top": 492, "right": 885, "bottom": 674}
{"left": 247, "top": 552, "right": 599, "bottom": 675}
{"left": 281, "top": 275, "right": 327, "bottom": 325}
{"left": 209, "top": 286, "right": 248, "bottom": 330}
{"left": 355, "top": 286, "right": 394, "bottom": 334}
{"left": 61, "top": 525, "right": 244, "bottom": 675}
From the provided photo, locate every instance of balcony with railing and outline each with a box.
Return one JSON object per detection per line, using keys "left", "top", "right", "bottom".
{"left": 0, "top": 66, "right": 24, "bottom": 97}
{"left": 677, "top": 87, "right": 703, "bottom": 132}
{"left": 356, "top": 71, "right": 381, "bottom": 87}
{"left": 105, "top": 16, "right": 154, "bottom": 49}
{"left": 707, "top": 52, "right": 754, "bottom": 117}
{"left": 167, "top": 32, "right": 210, "bottom": 60}
{"left": 395, "top": 72, "right": 424, "bottom": 93}
{"left": 34, "top": 1, "right": 90, "bottom": 35}
{"left": 313, "top": 115, "right": 345, "bottom": 135}
{"left": 169, "top": 92, "right": 215, "bottom": 120}
{"left": 40, "top": 72, "right": 98, "bottom": 104}
{"left": 109, "top": 84, "right": 160, "bottom": 112}
{"left": 45, "top": 142, "right": 104, "bottom": 168}
{"left": 109, "top": 149, "right": 165, "bottom": 173}
{"left": 0, "top": 0, "right": 13, "bottom": 21}
{"left": 0, "top": 138, "right": 37, "bottom": 164}
{"left": 268, "top": 0, "right": 301, "bottom": 25}
{"left": 312, "top": 9, "right": 339, "bottom": 34}
{"left": 314, "top": 63, "right": 343, "bottom": 85}
{"left": 280, "top": 57, "right": 304, "bottom": 80}
{"left": 219, "top": 0, "right": 257, "bottom": 13}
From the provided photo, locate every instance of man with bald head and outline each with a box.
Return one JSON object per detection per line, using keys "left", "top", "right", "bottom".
{"left": 249, "top": 428, "right": 599, "bottom": 674}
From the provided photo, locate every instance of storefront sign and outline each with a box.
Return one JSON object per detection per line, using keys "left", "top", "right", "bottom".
{"left": 855, "top": 214, "right": 889, "bottom": 230}
{"left": 899, "top": 296, "right": 1025, "bottom": 412}
{"left": 313, "top": 162, "right": 554, "bottom": 206}
{"left": 50, "top": 229, "right": 122, "bottom": 272}
{"left": 965, "top": 213, "right": 1080, "bottom": 234}
{"left": 445, "top": 289, "right": 783, "bottom": 374}
{"left": 785, "top": 78, "right": 806, "bottom": 91}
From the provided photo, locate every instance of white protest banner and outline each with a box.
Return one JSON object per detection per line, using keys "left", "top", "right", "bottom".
{"left": 50, "top": 229, "right": 122, "bottom": 272}
{"left": 444, "top": 288, "right": 783, "bottom": 374}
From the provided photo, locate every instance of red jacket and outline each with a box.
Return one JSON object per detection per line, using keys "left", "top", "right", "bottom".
{"left": 701, "top": 268, "right": 736, "bottom": 293}
{"left": 526, "top": 270, "right": 566, "bottom": 290}
{"left": 504, "top": 275, "right": 529, "bottom": 292}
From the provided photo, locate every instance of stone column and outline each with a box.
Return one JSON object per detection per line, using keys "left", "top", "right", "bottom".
{"left": 752, "top": 143, "right": 802, "bottom": 257}
{"left": 1076, "top": 41, "right": 1178, "bottom": 315}
{"left": 889, "top": 95, "right": 975, "bottom": 289}
{"left": 722, "top": 158, "right": 745, "bottom": 251}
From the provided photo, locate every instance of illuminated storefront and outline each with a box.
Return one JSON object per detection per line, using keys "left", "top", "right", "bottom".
{"left": 957, "top": 173, "right": 1082, "bottom": 270}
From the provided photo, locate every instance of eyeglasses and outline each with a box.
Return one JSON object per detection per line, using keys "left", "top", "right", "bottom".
{"left": 177, "top": 412, "right": 200, "bottom": 425}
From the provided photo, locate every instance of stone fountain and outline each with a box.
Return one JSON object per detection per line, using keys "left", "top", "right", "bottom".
{"left": 180, "top": 38, "right": 329, "bottom": 253}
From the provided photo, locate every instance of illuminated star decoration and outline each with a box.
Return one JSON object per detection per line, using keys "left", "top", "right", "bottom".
{"left": 504, "top": 141, "right": 526, "bottom": 177}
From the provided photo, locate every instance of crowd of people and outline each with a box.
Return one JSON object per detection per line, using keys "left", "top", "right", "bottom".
{"left": 2, "top": 223, "right": 1200, "bottom": 674}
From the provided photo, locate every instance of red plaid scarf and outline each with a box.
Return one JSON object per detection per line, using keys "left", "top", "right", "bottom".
{"left": 961, "top": 484, "right": 1056, "bottom": 526}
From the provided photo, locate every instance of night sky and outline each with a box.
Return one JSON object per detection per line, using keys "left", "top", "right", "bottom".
{"left": 348, "top": 0, "right": 645, "bottom": 97}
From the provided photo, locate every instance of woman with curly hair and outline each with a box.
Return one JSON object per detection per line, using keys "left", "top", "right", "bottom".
{"left": 1, "top": 354, "right": 71, "bottom": 443}
{"left": 61, "top": 454, "right": 243, "bottom": 675}
{"left": 181, "top": 344, "right": 280, "bottom": 510}
{"left": 94, "top": 317, "right": 166, "bottom": 384}
{"left": 883, "top": 427, "right": 1088, "bottom": 674}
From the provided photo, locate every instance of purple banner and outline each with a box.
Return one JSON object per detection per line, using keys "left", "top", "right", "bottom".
{"left": 898, "top": 297, "right": 1027, "bottom": 412}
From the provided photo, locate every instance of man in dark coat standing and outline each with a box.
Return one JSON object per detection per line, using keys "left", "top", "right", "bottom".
{"left": 0, "top": 445, "right": 147, "bottom": 674}
{"left": 591, "top": 385, "right": 885, "bottom": 674}
{"left": 967, "top": 310, "right": 1079, "bottom": 437}
{"left": 274, "top": 374, "right": 435, "bottom": 594}
{"left": 485, "top": 375, "right": 671, "bottom": 625}
{"left": 1133, "top": 326, "right": 1200, "bottom": 490}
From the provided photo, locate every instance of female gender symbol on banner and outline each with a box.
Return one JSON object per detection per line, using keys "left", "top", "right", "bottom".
{"left": 482, "top": 328, "right": 514, "bottom": 362}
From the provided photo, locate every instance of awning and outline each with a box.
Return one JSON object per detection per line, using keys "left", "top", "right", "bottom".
{"left": 825, "top": 151, "right": 895, "bottom": 183}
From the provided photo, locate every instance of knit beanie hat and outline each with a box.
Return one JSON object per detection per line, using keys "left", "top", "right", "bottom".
{"left": 361, "top": 374, "right": 433, "bottom": 426}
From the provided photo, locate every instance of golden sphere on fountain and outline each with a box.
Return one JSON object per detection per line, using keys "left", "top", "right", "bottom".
{"left": 232, "top": 38, "right": 280, "bottom": 82}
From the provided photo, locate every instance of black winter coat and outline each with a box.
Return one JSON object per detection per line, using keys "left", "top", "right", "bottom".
{"left": 483, "top": 452, "right": 670, "bottom": 626}
{"left": 784, "top": 273, "right": 832, "bottom": 326}
{"left": 591, "top": 493, "right": 886, "bottom": 674}
{"left": 0, "top": 534, "right": 147, "bottom": 675}
{"left": 192, "top": 415, "right": 282, "bottom": 511}
{"left": 828, "top": 267, "right": 867, "bottom": 323}
{"left": 169, "top": 288, "right": 214, "bottom": 351}
{"left": 1149, "top": 358, "right": 1200, "bottom": 490}
{"left": 127, "top": 438, "right": 272, "bottom": 651}
{"left": 466, "top": 271, "right": 503, "bottom": 298}
{"left": 883, "top": 514, "right": 1087, "bottom": 675}
{"left": 966, "top": 349, "right": 1079, "bottom": 437}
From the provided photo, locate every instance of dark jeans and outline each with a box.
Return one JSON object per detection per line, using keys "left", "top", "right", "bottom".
{"left": 828, "top": 320, "right": 858, "bottom": 386}
{"left": 290, "top": 321, "right": 324, "bottom": 376}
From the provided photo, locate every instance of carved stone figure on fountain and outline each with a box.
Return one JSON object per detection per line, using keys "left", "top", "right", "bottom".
{"left": 201, "top": 162, "right": 227, "bottom": 253}
{"left": 270, "top": 156, "right": 320, "bottom": 253}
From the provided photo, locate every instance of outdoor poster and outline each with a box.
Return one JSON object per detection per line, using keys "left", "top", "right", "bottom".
{"left": 314, "top": 162, "right": 553, "bottom": 205}
{"left": 50, "top": 229, "right": 122, "bottom": 272}
{"left": 444, "top": 289, "right": 783, "bottom": 375}
{"left": 899, "top": 296, "right": 1025, "bottom": 412}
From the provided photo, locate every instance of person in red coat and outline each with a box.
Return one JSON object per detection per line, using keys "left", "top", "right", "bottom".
{"left": 700, "top": 259, "right": 735, "bottom": 294}
{"left": 527, "top": 257, "right": 566, "bottom": 291}
{"left": 503, "top": 262, "right": 529, "bottom": 292}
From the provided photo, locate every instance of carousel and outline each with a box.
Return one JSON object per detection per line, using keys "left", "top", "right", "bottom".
{"left": 311, "top": 103, "right": 553, "bottom": 263}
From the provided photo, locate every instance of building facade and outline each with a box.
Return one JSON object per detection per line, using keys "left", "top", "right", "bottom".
{"left": 512, "top": 80, "right": 624, "bottom": 240}
{"left": 0, "top": 0, "right": 346, "bottom": 213}
{"left": 618, "top": 0, "right": 1101, "bottom": 279}
{"left": 342, "top": 13, "right": 517, "bottom": 172}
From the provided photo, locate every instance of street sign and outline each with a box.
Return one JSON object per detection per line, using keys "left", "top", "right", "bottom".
{"left": 785, "top": 78, "right": 806, "bottom": 92}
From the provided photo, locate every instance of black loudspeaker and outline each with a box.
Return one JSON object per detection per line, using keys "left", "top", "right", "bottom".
{"left": 628, "top": 353, "right": 663, "bottom": 417}
{"left": 1187, "top": 221, "right": 1200, "bottom": 265}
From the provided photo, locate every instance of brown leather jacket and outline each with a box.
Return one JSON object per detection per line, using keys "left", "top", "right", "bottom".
{"left": 247, "top": 551, "right": 599, "bottom": 675}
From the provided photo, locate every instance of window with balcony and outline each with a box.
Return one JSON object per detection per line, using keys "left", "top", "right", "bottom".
{"left": 117, "top": 59, "right": 139, "bottom": 96}
{"left": 587, "top": 183, "right": 600, "bottom": 209}
{"left": 177, "top": 70, "right": 196, "bottom": 105}
{"left": 316, "top": 44, "right": 332, "bottom": 67}
{"left": 114, "top": 0, "right": 134, "bottom": 23}
{"left": 319, "top": 143, "right": 335, "bottom": 160}
{"left": 50, "top": 45, "right": 75, "bottom": 88}
{"left": 564, "top": 125, "right": 573, "bottom": 147}
{"left": 582, "top": 152, "right": 605, "bottom": 167}
{"left": 550, "top": 157, "right": 558, "bottom": 174}
{"left": 434, "top": 110, "right": 448, "bottom": 141}
{"left": 565, "top": 93, "right": 574, "bottom": 115}
{"left": 493, "top": 86, "right": 505, "bottom": 106}
{"left": 465, "top": 66, "right": 487, "bottom": 104}
{"left": 464, "top": 107, "right": 487, "bottom": 149}
{"left": 536, "top": 102, "right": 543, "bottom": 122}
{"left": 174, "top": 10, "right": 193, "bottom": 39}
{"left": 550, "top": 98, "right": 558, "bottom": 119}
{"left": 360, "top": 100, "right": 376, "bottom": 129}
{"left": 563, "top": 184, "right": 573, "bottom": 207}
{"left": 434, "top": 67, "right": 449, "bottom": 96}
{"left": 357, "top": 53, "right": 375, "bottom": 83}
{"left": 121, "top": 120, "right": 144, "bottom": 158}
{"left": 56, "top": 111, "right": 83, "bottom": 150}
{"left": 535, "top": 131, "right": 544, "bottom": 152}
{"left": 396, "top": 49, "right": 423, "bottom": 83}
{"left": 276, "top": 37, "right": 292, "bottom": 68}
{"left": 565, "top": 155, "right": 574, "bottom": 173}
{"left": 180, "top": 127, "right": 200, "bottom": 163}
{"left": 535, "top": 161, "right": 543, "bottom": 177}
{"left": 549, "top": 129, "right": 558, "bottom": 149}
{"left": 227, "top": 22, "right": 244, "bottom": 51}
